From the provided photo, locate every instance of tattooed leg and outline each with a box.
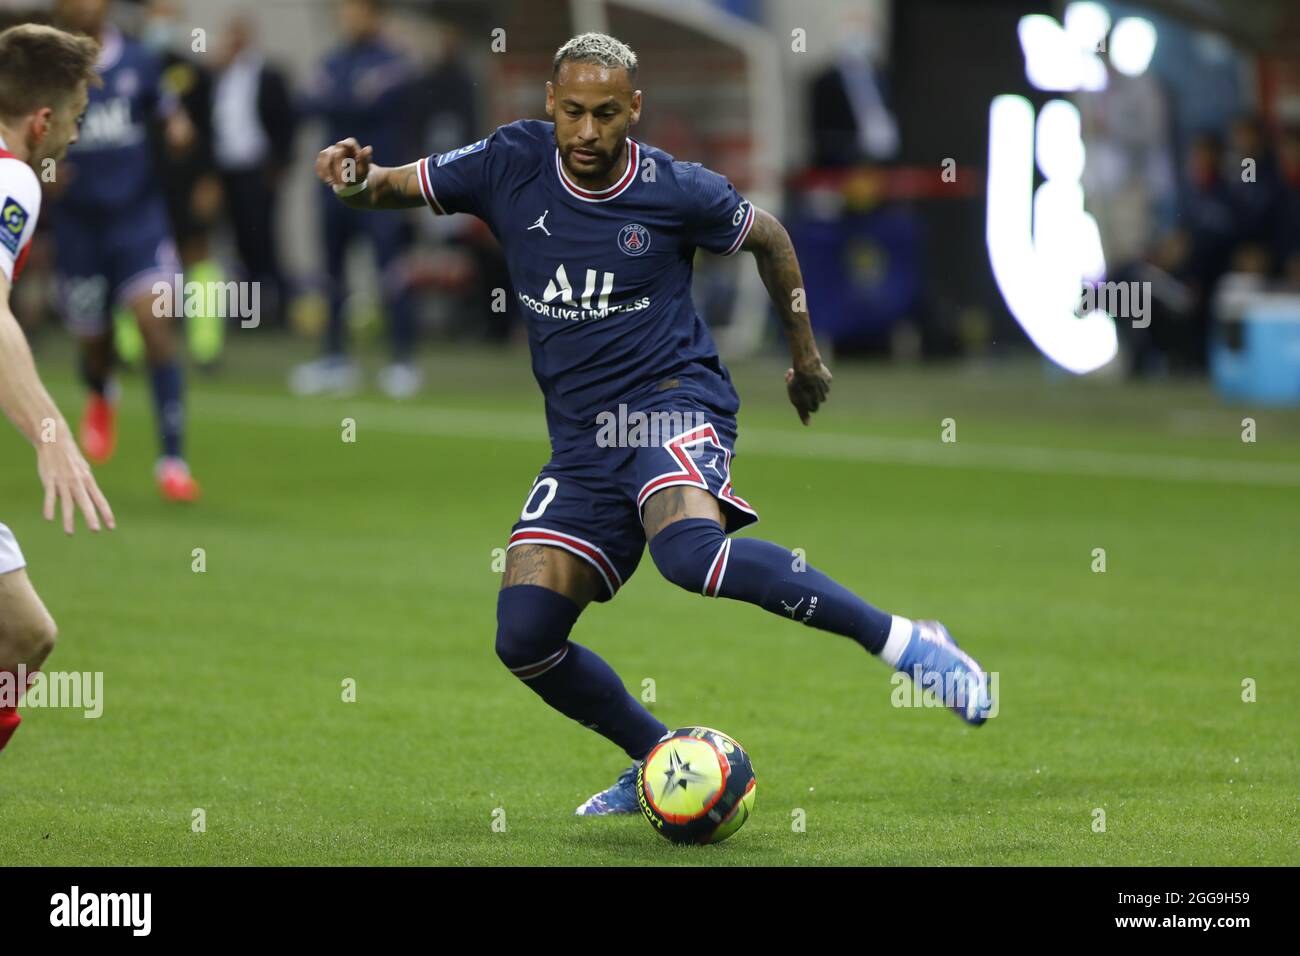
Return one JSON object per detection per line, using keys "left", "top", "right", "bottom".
{"left": 500, "top": 543, "right": 604, "bottom": 608}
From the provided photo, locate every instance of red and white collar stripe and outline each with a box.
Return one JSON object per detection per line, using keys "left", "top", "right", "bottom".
{"left": 554, "top": 139, "right": 639, "bottom": 203}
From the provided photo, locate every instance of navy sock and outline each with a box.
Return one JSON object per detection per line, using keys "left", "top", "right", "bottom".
{"left": 497, "top": 585, "right": 667, "bottom": 761}
{"left": 148, "top": 361, "right": 185, "bottom": 459}
{"left": 532, "top": 642, "right": 668, "bottom": 760}
{"left": 651, "top": 518, "right": 894, "bottom": 654}
{"left": 80, "top": 347, "right": 111, "bottom": 396}
{"left": 722, "top": 538, "right": 893, "bottom": 652}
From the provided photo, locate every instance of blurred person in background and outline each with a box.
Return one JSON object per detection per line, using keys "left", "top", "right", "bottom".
{"left": 1222, "top": 114, "right": 1282, "bottom": 275}
{"left": 406, "top": 22, "right": 513, "bottom": 345}
{"left": 809, "top": 6, "right": 898, "bottom": 167}
{"left": 290, "top": 0, "right": 420, "bottom": 398}
{"left": 212, "top": 13, "right": 295, "bottom": 333}
{"left": 1119, "top": 130, "right": 1243, "bottom": 377}
{"left": 48, "top": 0, "right": 200, "bottom": 501}
{"left": 143, "top": 0, "right": 225, "bottom": 367}
{"left": 413, "top": 22, "right": 477, "bottom": 163}
{"left": 1276, "top": 127, "right": 1300, "bottom": 285}
{"left": 1164, "top": 131, "right": 1236, "bottom": 371}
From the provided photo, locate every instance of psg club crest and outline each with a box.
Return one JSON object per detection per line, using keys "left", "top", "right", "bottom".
{"left": 618, "top": 223, "right": 650, "bottom": 256}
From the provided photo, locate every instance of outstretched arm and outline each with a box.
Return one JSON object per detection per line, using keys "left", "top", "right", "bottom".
{"left": 0, "top": 275, "right": 114, "bottom": 533}
{"left": 315, "top": 137, "right": 427, "bottom": 210}
{"left": 740, "top": 207, "right": 832, "bottom": 425}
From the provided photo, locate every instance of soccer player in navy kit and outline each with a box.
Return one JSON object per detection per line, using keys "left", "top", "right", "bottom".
{"left": 317, "top": 33, "right": 994, "bottom": 814}
{"left": 52, "top": 0, "right": 200, "bottom": 502}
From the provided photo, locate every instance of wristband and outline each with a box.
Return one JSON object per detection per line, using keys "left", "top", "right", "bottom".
{"left": 333, "top": 175, "right": 369, "bottom": 197}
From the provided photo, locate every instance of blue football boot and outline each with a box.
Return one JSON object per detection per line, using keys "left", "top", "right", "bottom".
{"left": 895, "top": 620, "right": 994, "bottom": 726}
{"left": 574, "top": 762, "right": 642, "bottom": 816}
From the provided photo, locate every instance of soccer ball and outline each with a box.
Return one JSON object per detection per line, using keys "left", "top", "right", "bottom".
{"left": 636, "top": 726, "right": 756, "bottom": 844}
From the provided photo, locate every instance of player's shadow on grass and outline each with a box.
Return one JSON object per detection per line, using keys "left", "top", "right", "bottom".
{"left": 567, "top": 820, "right": 753, "bottom": 855}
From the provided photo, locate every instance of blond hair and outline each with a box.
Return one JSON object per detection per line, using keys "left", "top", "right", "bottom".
{"left": 553, "top": 32, "right": 637, "bottom": 79}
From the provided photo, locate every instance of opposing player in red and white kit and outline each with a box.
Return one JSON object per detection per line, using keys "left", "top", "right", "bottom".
{"left": 0, "top": 23, "right": 116, "bottom": 755}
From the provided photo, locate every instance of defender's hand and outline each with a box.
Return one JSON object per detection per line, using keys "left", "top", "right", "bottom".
{"left": 316, "top": 138, "right": 373, "bottom": 189}
{"left": 36, "top": 437, "right": 115, "bottom": 535}
{"left": 785, "top": 361, "right": 832, "bottom": 426}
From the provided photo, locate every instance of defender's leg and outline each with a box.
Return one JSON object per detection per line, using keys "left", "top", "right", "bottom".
{"left": 0, "top": 567, "right": 59, "bottom": 753}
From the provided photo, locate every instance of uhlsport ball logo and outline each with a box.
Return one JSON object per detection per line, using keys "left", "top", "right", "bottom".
{"left": 618, "top": 222, "right": 650, "bottom": 256}
{"left": 636, "top": 726, "right": 756, "bottom": 844}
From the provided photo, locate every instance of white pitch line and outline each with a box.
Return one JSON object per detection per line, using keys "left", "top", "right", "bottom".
{"left": 743, "top": 429, "right": 1300, "bottom": 487}
{"left": 197, "top": 392, "right": 1300, "bottom": 489}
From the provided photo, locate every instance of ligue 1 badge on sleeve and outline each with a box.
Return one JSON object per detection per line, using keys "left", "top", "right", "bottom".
{"left": 1, "top": 196, "right": 27, "bottom": 254}
{"left": 436, "top": 137, "right": 487, "bottom": 167}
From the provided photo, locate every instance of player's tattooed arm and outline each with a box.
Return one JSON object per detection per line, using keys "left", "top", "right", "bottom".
{"left": 315, "top": 138, "right": 426, "bottom": 210}
{"left": 741, "top": 207, "right": 833, "bottom": 425}
{"left": 363, "top": 162, "right": 428, "bottom": 210}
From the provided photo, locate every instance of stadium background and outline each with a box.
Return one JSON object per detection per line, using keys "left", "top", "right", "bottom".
{"left": 0, "top": 0, "right": 1296, "bottom": 865}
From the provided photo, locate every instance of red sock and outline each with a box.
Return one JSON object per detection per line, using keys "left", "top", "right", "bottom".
{"left": 0, "top": 668, "right": 36, "bottom": 753}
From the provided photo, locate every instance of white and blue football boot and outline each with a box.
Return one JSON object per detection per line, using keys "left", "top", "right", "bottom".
{"left": 895, "top": 620, "right": 994, "bottom": 726}
{"left": 574, "top": 761, "right": 642, "bottom": 816}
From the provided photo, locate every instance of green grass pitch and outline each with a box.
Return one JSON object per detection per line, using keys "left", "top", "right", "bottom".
{"left": 2, "top": 337, "right": 1297, "bottom": 865}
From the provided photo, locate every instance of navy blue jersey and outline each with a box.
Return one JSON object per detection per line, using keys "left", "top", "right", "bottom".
{"left": 60, "top": 26, "right": 174, "bottom": 210}
{"left": 417, "top": 120, "right": 755, "bottom": 447}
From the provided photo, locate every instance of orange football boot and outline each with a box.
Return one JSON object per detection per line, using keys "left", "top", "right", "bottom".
{"left": 80, "top": 394, "right": 117, "bottom": 464}
{"left": 156, "top": 458, "right": 201, "bottom": 503}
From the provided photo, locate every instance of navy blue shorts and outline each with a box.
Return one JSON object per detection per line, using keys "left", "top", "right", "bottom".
{"left": 508, "top": 399, "right": 759, "bottom": 601}
{"left": 51, "top": 193, "right": 178, "bottom": 336}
